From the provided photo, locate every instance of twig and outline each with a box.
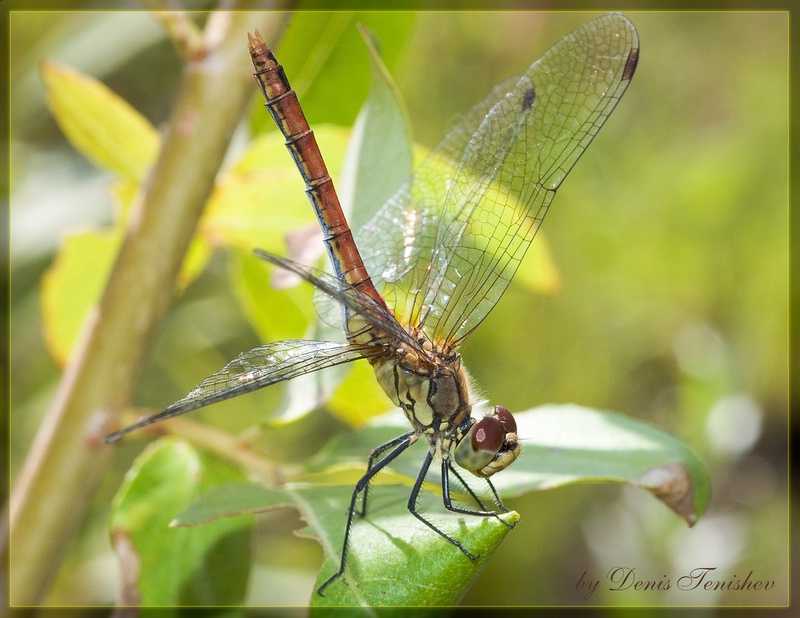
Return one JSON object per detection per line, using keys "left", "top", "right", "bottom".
{"left": 5, "top": 6, "right": 291, "bottom": 605}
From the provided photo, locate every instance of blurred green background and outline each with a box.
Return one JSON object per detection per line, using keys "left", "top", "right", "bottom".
{"left": 9, "top": 9, "right": 788, "bottom": 608}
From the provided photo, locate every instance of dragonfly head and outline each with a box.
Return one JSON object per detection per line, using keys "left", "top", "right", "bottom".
{"left": 454, "top": 405, "right": 520, "bottom": 478}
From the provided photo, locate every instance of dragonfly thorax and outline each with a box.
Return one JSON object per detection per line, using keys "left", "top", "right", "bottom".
{"left": 372, "top": 343, "right": 472, "bottom": 437}
{"left": 371, "top": 341, "right": 521, "bottom": 478}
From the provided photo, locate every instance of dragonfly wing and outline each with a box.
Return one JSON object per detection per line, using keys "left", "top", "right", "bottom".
{"left": 362, "top": 14, "right": 638, "bottom": 346}
{"left": 356, "top": 76, "right": 521, "bottom": 331}
{"left": 426, "top": 13, "right": 638, "bottom": 345}
{"left": 253, "top": 249, "right": 420, "bottom": 351}
{"left": 104, "top": 340, "right": 389, "bottom": 442}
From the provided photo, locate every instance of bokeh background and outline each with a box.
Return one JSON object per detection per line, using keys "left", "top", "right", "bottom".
{"left": 9, "top": 8, "right": 788, "bottom": 608}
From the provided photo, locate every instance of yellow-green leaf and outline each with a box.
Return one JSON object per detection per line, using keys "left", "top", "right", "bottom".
{"left": 42, "top": 61, "right": 160, "bottom": 182}
{"left": 41, "top": 227, "right": 122, "bottom": 367}
{"left": 177, "top": 235, "right": 213, "bottom": 291}
{"left": 327, "top": 359, "right": 394, "bottom": 428}
{"left": 201, "top": 126, "right": 350, "bottom": 254}
{"left": 514, "top": 231, "right": 562, "bottom": 295}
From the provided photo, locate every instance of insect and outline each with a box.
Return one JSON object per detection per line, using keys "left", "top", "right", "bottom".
{"left": 105, "top": 13, "right": 639, "bottom": 596}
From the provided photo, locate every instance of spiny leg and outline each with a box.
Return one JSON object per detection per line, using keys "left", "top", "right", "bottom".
{"left": 447, "top": 461, "right": 492, "bottom": 511}
{"left": 440, "top": 459, "right": 498, "bottom": 518}
{"left": 316, "top": 432, "right": 416, "bottom": 596}
{"left": 358, "top": 429, "right": 416, "bottom": 518}
{"left": 406, "top": 450, "right": 479, "bottom": 560}
{"left": 447, "top": 462, "right": 515, "bottom": 530}
{"left": 481, "top": 474, "right": 511, "bottom": 514}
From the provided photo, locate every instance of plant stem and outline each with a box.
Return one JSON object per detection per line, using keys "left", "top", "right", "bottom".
{"left": 4, "top": 7, "right": 291, "bottom": 605}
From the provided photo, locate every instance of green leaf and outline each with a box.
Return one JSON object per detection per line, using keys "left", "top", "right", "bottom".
{"left": 174, "top": 481, "right": 518, "bottom": 607}
{"left": 201, "top": 126, "right": 350, "bottom": 254}
{"left": 170, "top": 403, "right": 708, "bottom": 605}
{"left": 41, "top": 227, "right": 122, "bottom": 367}
{"left": 41, "top": 190, "right": 207, "bottom": 367}
{"left": 42, "top": 61, "right": 160, "bottom": 181}
{"left": 228, "top": 247, "right": 315, "bottom": 344}
{"left": 176, "top": 234, "right": 215, "bottom": 291}
{"left": 172, "top": 481, "right": 294, "bottom": 526}
{"left": 109, "top": 439, "right": 253, "bottom": 606}
{"left": 326, "top": 358, "right": 395, "bottom": 428}
{"left": 513, "top": 231, "right": 562, "bottom": 295}
{"left": 41, "top": 175, "right": 139, "bottom": 368}
{"left": 506, "top": 404, "right": 711, "bottom": 525}
{"left": 315, "top": 405, "right": 710, "bottom": 525}
{"left": 339, "top": 24, "right": 413, "bottom": 231}
{"left": 249, "top": 12, "right": 416, "bottom": 133}
{"left": 40, "top": 65, "right": 207, "bottom": 366}
{"left": 308, "top": 491, "right": 518, "bottom": 607}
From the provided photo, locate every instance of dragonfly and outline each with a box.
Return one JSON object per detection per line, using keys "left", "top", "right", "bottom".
{"left": 106, "top": 13, "right": 639, "bottom": 596}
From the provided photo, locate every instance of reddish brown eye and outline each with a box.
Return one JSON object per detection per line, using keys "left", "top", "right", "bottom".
{"left": 454, "top": 416, "right": 504, "bottom": 472}
{"left": 495, "top": 405, "right": 517, "bottom": 434}
{"left": 471, "top": 417, "right": 504, "bottom": 452}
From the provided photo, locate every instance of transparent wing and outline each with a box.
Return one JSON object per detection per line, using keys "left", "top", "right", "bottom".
{"left": 104, "top": 339, "right": 388, "bottom": 442}
{"left": 358, "top": 13, "right": 639, "bottom": 347}
{"left": 356, "top": 75, "right": 521, "bottom": 334}
{"left": 253, "top": 249, "right": 420, "bottom": 351}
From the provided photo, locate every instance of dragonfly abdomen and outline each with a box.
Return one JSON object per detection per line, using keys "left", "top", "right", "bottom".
{"left": 247, "top": 32, "right": 389, "bottom": 311}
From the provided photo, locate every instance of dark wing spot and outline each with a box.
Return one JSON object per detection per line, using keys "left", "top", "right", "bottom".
{"left": 623, "top": 48, "right": 639, "bottom": 81}
{"left": 522, "top": 87, "right": 536, "bottom": 111}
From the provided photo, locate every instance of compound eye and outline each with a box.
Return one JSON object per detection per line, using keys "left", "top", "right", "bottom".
{"left": 454, "top": 416, "right": 504, "bottom": 472}
{"left": 494, "top": 405, "right": 517, "bottom": 434}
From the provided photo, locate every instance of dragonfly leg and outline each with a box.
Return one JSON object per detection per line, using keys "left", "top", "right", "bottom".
{"left": 440, "top": 459, "right": 498, "bottom": 518}
{"left": 406, "top": 451, "right": 479, "bottom": 561}
{"left": 442, "top": 460, "right": 489, "bottom": 512}
{"left": 358, "top": 429, "right": 416, "bottom": 518}
{"left": 447, "top": 461, "right": 492, "bottom": 511}
{"left": 447, "top": 462, "right": 515, "bottom": 530}
{"left": 316, "top": 431, "right": 416, "bottom": 596}
{"left": 482, "top": 475, "right": 512, "bottom": 515}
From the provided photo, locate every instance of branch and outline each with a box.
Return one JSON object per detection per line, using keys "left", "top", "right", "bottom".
{"left": 4, "top": 7, "right": 291, "bottom": 605}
